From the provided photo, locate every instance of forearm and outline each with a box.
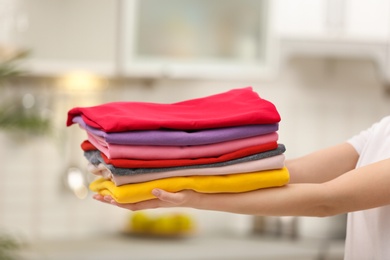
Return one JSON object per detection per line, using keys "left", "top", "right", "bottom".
{"left": 193, "top": 158, "right": 390, "bottom": 217}
{"left": 103, "top": 147, "right": 390, "bottom": 216}
{"left": 191, "top": 142, "right": 359, "bottom": 216}
{"left": 286, "top": 142, "right": 359, "bottom": 184}
{"left": 193, "top": 183, "right": 329, "bottom": 217}
{"left": 104, "top": 182, "right": 329, "bottom": 216}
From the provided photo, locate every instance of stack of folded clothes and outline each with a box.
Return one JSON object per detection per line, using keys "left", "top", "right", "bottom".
{"left": 66, "top": 87, "right": 289, "bottom": 204}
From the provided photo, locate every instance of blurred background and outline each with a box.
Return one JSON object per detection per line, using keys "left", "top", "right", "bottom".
{"left": 1, "top": 0, "right": 390, "bottom": 259}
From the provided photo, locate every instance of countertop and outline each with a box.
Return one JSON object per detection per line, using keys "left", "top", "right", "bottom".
{"left": 18, "top": 233, "right": 344, "bottom": 260}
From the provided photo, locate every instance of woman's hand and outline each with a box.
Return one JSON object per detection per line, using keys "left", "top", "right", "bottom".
{"left": 93, "top": 189, "right": 200, "bottom": 211}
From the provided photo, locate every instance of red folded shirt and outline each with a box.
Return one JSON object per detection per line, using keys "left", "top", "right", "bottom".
{"left": 67, "top": 87, "right": 280, "bottom": 132}
{"left": 81, "top": 140, "right": 278, "bottom": 168}
{"left": 81, "top": 140, "right": 97, "bottom": 151}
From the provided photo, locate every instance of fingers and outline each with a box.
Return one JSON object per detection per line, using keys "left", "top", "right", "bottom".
{"left": 93, "top": 193, "right": 163, "bottom": 210}
{"left": 152, "top": 189, "right": 187, "bottom": 205}
{"left": 92, "top": 189, "right": 193, "bottom": 210}
{"left": 113, "top": 199, "right": 162, "bottom": 211}
{"left": 92, "top": 194, "right": 115, "bottom": 205}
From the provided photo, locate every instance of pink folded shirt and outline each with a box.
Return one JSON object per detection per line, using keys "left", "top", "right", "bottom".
{"left": 67, "top": 87, "right": 281, "bottom": 132}
{"left": 87, "top": 131, "right": 279, "bottom": 160}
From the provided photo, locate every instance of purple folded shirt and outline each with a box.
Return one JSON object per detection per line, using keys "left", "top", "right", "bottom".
{"left": 73, "top": 116, "right": 278, "bottom": 146}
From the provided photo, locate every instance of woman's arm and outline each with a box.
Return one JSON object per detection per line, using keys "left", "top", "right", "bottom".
{"left": 287, "top": 142, "right": 359, "bottom": 184}
{"left": 192, "top": 157, "right": 390, "bottom": 216}
{"left": 94, "top": 143, "right": 390, "bottom": 217}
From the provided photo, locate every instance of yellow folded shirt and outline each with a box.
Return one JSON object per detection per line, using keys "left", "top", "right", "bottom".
{"left": 89, "top": 167, "right": 289, "bottom": 203}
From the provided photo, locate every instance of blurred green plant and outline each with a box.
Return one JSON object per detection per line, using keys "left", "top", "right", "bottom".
{"left": 0, "top": 233, "right": 21, "bottom": 260}
{"left": 0, "top": 46, "right": 40, "bottom": 259}
{"left": 0, "top": 104, "right": 51, "bottom": 134}
{"left": 0, "top": 45, "right": 51, "bottom": 135}
{"left": 0, "top": 47, "right": 29, "bottom": 81}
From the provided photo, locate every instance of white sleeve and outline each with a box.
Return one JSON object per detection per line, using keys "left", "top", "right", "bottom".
{"left": 347, "top": 121, "right": 378, "bottom": 155}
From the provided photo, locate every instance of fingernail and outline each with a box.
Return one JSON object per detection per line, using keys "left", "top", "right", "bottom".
{"left": 152, "top": 189, "right": 160, "bottom": 196}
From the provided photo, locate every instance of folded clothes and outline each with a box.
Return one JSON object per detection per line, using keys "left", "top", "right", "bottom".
{"left": 85, "top": 144, "right": 286, "bottom": 176}
{"left": 88, "top": 154, "right": 286, "bottom": 185}
{"left": 73, "top": 115, "right": 279, "bottom": 146}
{"left": 89, "top": 167, "right": 290, "bottom": 203}
{"left": 86, "top": 131, "right": 279, "bottom": 160}
{"left": 81, "top": 140, "right": 99, "bottom": 151}
{"left": 67, "top": 87, "right": 281, "bottom": 132}
{"left": 84, "top": 141, "right": 278, "bottom": 168}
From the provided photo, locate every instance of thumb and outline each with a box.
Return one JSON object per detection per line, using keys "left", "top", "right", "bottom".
{"left": 152, "top": 189, "right": 185, "bottom": 205}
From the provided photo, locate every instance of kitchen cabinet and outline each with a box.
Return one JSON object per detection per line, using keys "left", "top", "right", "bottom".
{"left": 13, "top": 0, "right": 118, "bottom": 76}
{"left": 119, "top": 0, "right": 274, "bottom": 80}
{"left": 274, "top": 0, "right": 390, "bottom": 39}
{"left": 8, "top": 0, "right": 390, "bottom": 82}
{"left": 8, "top": 0, "right": 274, "bottom": 80}
{"left": 274, "top": 0, "right": 390, "bottom": 85}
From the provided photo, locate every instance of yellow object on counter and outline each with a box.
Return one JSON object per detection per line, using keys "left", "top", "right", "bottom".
{"left": 89, "top": 167, "right": 289, "bottom": 204}
{"left": 126, "top": 211, "right": 195, "bottom": 237}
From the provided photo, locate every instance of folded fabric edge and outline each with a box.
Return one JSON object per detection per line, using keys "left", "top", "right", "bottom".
{"left": 89, "top": 168, "right": 290, "bottom": 203}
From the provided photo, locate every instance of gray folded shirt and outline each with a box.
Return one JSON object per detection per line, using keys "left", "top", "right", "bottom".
{"left": 84, "top": 144, "right": 286, "bottom": 176}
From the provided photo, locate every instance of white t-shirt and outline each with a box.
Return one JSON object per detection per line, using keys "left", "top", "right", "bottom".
{"left": 345, "top": 116, "right": 390, "bottom": 260}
